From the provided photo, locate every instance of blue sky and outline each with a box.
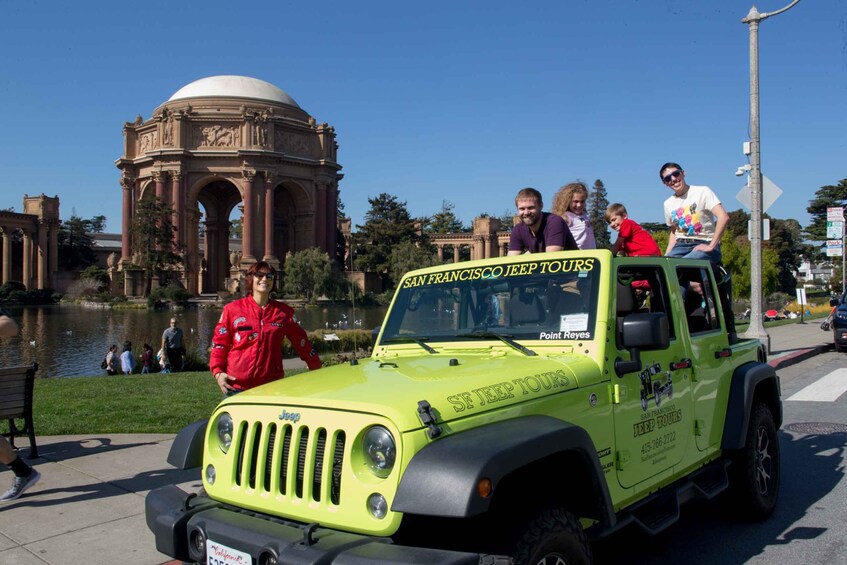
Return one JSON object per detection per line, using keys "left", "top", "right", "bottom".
{"left": 1, "top": 0, "right": 844, "bottom": 233}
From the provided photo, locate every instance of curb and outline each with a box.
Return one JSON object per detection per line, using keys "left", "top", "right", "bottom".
{"left": 769, "top": 343, "right": 834, "bottom": 370}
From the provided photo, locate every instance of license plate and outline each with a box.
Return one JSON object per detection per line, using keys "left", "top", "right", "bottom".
{"left": 207, "top": 539, "right": 252, "bottom": 565}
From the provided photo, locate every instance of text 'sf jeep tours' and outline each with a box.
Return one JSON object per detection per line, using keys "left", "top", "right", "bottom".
{"left": 146, "top": 251, "right": 781, "bottom": 565}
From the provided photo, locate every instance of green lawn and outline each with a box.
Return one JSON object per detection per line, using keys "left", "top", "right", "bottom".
{"left": 3, "top": 368, "right": 306, "bottom": 436}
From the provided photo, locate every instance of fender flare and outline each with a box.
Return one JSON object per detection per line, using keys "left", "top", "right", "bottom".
{"left": 721, "top": 362, "right": 782, "bottom": 450}
{"left": 392, "top": 415, "right": 614, "bottom": 527}
{"left": 167, "top": 419, "right": 208, "bottom": 469}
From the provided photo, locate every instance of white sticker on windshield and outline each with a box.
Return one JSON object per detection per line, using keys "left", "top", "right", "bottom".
{"left": 560, "top": 313, "right": 589, "bottom": 333}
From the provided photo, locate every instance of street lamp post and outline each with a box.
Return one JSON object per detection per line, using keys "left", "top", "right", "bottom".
{"left": 741, "top": 0, "right": 801, "bottom": 353}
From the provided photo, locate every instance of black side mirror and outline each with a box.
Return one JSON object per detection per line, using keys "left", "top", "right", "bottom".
{"left": 615, "top": 313, "right": 670, "bottom": 377}
{"left": 830, "top": 298, "right": 839, "bottom": 307}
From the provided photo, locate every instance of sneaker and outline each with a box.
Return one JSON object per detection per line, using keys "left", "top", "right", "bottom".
{"left": 1, "top": 470, "right": 41, "bottom": 502}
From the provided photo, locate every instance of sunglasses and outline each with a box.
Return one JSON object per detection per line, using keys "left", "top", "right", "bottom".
{"left": 255, "top": 272, "right": 275, "bottom": 280}
{"left": 662, "top": 170, "right": 682, "bottom": 184}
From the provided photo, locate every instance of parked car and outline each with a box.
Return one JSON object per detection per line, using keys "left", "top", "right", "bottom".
{"left": 830, "top": 294, "right": 847, "bottom": 352}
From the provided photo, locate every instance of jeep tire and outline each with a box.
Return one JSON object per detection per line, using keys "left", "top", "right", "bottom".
{"left": 512, "top": 507, "right": 592, "bottom": 565}
{"left": 727, "top": 402, "right": 780, "bottom": 521}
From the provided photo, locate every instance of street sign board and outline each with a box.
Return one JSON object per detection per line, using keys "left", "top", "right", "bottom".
{"left": 826, "top": 240, "right": 843, "bottom": 257}
{"left": 827, "top": 221, "right": 844, "bottom": 239}
{"left": 828, "top": 207, "right": 844, "bottom": 222}
{"left": 735, "top": 174, "right": 783, "bottom": 213}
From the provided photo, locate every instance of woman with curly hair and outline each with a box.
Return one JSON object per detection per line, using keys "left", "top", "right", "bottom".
{"left": 551, "top": 181, "right": 595, "bottom": 250}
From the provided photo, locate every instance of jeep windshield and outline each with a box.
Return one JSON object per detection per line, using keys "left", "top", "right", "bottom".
{"left": 380, "top": 255, "right": 601, "bottom": 344}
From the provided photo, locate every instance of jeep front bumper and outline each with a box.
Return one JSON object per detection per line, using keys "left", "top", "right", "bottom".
{"left": 145, "top": 485, "right": 504, "bottom": 564}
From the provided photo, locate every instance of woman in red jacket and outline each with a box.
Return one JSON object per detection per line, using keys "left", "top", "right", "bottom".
{"left": 210, "top": 261, "right": 321, "bottom": 395}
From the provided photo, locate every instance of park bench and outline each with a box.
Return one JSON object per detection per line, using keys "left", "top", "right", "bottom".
{"left": 0, "top": 362, "right": 38, "bottom": 459}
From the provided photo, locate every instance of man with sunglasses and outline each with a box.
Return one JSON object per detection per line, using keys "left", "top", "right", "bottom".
{"left": 660, "top": 162, "right": 729, "bottom": 264}
{"left": 661, "top": 162, "right": 736, "bottom": 341}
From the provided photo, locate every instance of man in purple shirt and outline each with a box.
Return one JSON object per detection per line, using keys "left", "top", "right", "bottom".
{"left": 508, "top": 188, "right": 578, "bottom": 255}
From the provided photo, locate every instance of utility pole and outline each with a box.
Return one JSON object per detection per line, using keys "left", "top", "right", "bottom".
{"left": 741, "top": 0, "right": 801, "bottom": 353}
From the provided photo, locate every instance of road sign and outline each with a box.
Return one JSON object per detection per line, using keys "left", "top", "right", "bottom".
{"left": 735, "top": 174, "right": 783, "bottom": 213}
{"left": 827, "top": 221, "right": 844, "bottom": 239}
{"left": 826, "top": 240, "right": 843, "bottom": 257}
{"left": 828, "top": 207, "right": 844, "bottom": 222}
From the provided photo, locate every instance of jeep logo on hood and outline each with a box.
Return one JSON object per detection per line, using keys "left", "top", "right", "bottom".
{"left": 278, "top": 409, "right": 301, "bottom": 423}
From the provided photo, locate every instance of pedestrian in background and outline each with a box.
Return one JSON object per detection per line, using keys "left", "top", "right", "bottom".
{"left": 161, "top": 317, "right": 184, "bottom": 372}
{"left": 140, "top": 343, "right": 155, "bottom": 374}
{"left": 0, "top": 307, "right": 41, "bottom": 502}
{"left": 120, "top": 340, "right": 135, "bottom": 375}
{"left": 105, "top": 344, "right": 118, "bottom": 376}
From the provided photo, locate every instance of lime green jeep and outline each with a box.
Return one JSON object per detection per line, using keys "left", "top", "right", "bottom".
{"left": 146, "top": 250, "right": 781, "bottom": 564}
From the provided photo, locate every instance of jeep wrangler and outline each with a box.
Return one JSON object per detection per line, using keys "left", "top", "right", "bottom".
{"left": 146, "top": 250, "right": 780, "bottom": 564}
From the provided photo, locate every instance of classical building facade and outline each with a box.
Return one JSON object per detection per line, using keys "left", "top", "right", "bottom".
{"left": 0, "top": 195, "right": 60, "bottom": 290}
{"left": 115, "top": 76, "right": 342, "bottom": 295}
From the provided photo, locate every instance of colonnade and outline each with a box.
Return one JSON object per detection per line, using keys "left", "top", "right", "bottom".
{"left": 0, "top": 196, "right": 60, "bottom": 290}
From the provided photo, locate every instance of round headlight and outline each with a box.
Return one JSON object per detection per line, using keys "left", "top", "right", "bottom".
{"left": 216, "top": 412, "right": 233, "bottom": 453}
{"left": 367, "top": 493, "right": 389, "bottom": 519}
{"left": 362, "top": 426, "right": 396, "bottom": 477}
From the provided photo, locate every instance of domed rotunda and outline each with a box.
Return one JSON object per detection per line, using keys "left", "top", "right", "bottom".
{"left": 116, "top": 76, "right": 342, "bottom": 296}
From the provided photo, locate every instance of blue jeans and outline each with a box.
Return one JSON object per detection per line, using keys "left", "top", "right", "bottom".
{"left": 667, "top": 240, "right": 722, "bottom": 265}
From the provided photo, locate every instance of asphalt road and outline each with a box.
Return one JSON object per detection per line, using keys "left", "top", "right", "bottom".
{"left": 592, "top": 351, "right": 847, "bottom": 565}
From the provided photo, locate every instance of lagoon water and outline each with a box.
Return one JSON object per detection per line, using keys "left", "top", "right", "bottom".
{"left": 0, "top": 303, "right": 387, "bottom": 378}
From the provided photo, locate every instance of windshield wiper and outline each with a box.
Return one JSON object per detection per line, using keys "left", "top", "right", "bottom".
{"left": 381, "top": 336, "right": 437, "bottom": 354}
{"left": 455, "top": 331, "right": 537, "bottom": 357}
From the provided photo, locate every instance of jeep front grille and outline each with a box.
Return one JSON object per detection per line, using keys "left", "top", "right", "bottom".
{"left": 233, "top": 420, "right": 346, "bottom": 505}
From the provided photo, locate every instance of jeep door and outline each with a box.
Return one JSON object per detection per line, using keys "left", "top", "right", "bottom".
{"left": 612, "top": 264, "right": 693, "bottom": 489}
{"left": 676, "top": 265, "right": 728, "bottom": 452}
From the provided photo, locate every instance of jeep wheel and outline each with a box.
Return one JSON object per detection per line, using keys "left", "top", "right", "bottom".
{"left": 835, "top": 337, "right": 844, "bottom": 353}
{"left": 727, "top": 402, "right": 780, "bottom": 520}
{"left": 512, "top": 508, "right": 592, "bottom": 565}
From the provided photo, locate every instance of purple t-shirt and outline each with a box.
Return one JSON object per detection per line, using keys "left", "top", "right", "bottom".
{"left": 509, "top": 212, "right": 577, "bottom": 253}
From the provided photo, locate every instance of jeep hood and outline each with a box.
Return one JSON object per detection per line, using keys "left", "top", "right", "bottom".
{"left": 220, "top": 353, "right": 599, "bottom": 432}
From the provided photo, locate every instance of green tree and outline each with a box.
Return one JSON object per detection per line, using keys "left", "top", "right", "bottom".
{"left": 640, "top": 222, "right": 668, "bottom": 235}
{"left": 131, "top": 197, "right": 183, "bottom": 295}
{"left": 722, "top": 233, "right": 779, "bottom": 299}
{"left": 57, "top": 215, "right": 98, "bottom": 270}
{"left": 766, "top": 218, "right": 804, "bottom": 295}
{"left": 725, "top": 209, "right": 749, "bottom": 239}
{"left": 805, "top": 179, "right": 847, "bottom": 241}
{"left": 425, "top": 201, "right": 465, "bottom": 234}
{"left": 283, "top": 247, "right": 332, "bottom": 303}
{"left": 354, "top": 193, "right": 420, "bottom": 281}
{"left": 229, "top": 217, "right": 243, "bottom": 239}
{"left": 588, "top": 179, "right": 611, "bottom": 249}
{"left": 389, "top": 241, "right": 439, "bottom": 284}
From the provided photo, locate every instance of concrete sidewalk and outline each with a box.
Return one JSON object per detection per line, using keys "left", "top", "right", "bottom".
{"left": 0, "top": 321, "right": 835, "bottom": 565}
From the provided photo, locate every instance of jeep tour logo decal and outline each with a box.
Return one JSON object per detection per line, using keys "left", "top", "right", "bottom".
{"left": 402, "top": 258, "right": 596, "bottom": 288}
{"left": 447, "top": 370, "right": 572, "bottom": 412}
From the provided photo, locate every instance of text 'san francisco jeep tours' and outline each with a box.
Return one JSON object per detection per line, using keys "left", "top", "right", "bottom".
{"left": 146, "top": 250, "right": 781, "bottom": 565}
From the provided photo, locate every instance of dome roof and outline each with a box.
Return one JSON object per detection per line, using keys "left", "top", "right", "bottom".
{"left": 167, "top": 75, "right": 300, "bottom": 108}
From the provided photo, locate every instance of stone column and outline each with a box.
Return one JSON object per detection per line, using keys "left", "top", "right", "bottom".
{"left": 37, "top": 220, "right": 47, "bottom": 289}
{"left": 154, "top": 171, "right": 166, "bottom": 200}
{"left": 22, "top": 231, "right": 32, "bottom": 289}
{"left": 326, "top": 182, "right": 338, "bottom": 259}
{"left": 436, "top": 244, "right": 444, "bottom": 261}
{"left": 1, "top": 229, "right": 10, "bottom": 285}
{"left": 120, "top": 177, "right": 134, "bottom": 263}
{"left": 241, "top": 170, "right": 256, "bottom": 262}
{"left": 454, "top": 246, "right": 460, "bottom": 263}
{"left": 172, "top": 171, "right": 184, "bottom": 248}
{"left": 315, "top": 181, "right": 328, "bottom": 251}
{"left": 49, "top": 220, "right": 58, "bottom": 287}
{"left": 263, "top": 173, "right": 276, "bottom": 262}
